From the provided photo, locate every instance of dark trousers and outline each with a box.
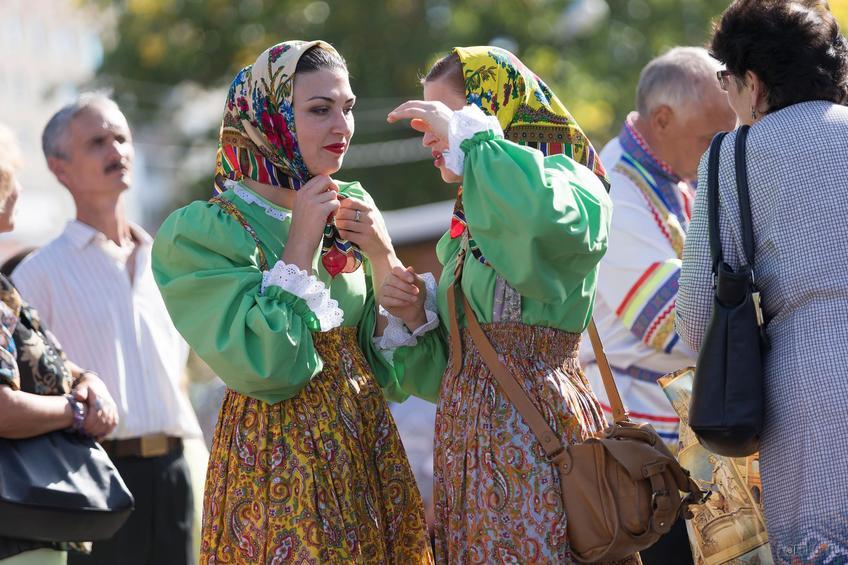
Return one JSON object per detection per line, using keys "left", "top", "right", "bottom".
{"left": 70, "top": 447, "right": 194, "bottom": 565}
{"left": 639, "top": 517, "right": 694, "bottom": 565}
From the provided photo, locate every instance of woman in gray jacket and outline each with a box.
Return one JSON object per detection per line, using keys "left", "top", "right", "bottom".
{"left": 677, "top": 1, "right": 848, "bottom": 561}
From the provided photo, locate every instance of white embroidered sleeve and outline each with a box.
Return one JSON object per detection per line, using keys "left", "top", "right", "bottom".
{"left": 444, "top": 104, "right": 504, "bottom": 176}
{"left": 261, "top": 260, "right": 344, "bottom": 332}
{"left": 373, "top": 272, "right": 439, "bottom": 352}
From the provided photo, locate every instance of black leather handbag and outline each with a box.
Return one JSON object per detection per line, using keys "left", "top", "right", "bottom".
{"left": 689, "top": 126, "right": 770, "bottom": 458}
{"left": 0, "top": 430, "right": 134, "bottom": 542}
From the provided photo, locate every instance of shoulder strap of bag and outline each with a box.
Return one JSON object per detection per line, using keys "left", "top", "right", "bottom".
{"left": 586, "top": 318, "right": 627, "bottom": 422}
{"left": 209, "top": 196, "right": 270, "bottom": 271}
{"left": 445, "top": 238, "right": 629, "bottom": 466}
{"left": 707, "top": 132, "right": 729, "bottom": 273}
{"left": 707, "top": 127, "right": 757, "bottom": 273}
{"left": 734, "top": 125, "right": 755, "bottom": 268}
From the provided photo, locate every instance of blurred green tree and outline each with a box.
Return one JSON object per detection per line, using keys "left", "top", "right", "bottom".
{"left": 82, "top": 0, "right": 753, "bottom": 215}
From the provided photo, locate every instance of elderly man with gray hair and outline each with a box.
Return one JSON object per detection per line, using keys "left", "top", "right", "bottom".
{"left": 580, "top": 47, "right": 735, "bottom": 562}
{"left": 11, "top": 93, "right": 202, "bottom": 565}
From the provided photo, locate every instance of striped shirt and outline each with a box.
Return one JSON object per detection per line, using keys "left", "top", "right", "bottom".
{"left": 13, "top": 220, "right": 201, "bottom": 440}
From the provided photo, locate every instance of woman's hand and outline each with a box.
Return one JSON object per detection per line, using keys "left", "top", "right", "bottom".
{"left": 334, "top": 197, "right": 393, "bottom": 260}
{"left": 387, "top": 100, "right": 454, "bottom": 140}
{"left": 380, "top": 265, "right": 428, "bottom": 331}
{"left": 72, "top": 372, "right": 118, "bottom": 440}
{"left": 283, "top": 175, "right": 341, "bottom": 271}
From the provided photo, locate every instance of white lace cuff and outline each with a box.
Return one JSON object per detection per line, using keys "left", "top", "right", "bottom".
{"left": 261, "top": 260, "right": 344, "bottom": 332}
{"left": 374, "top": 272, "right": 439, "bottom": 350}
{"left": 444, "top": 104, "right": 504, "bottom": 176}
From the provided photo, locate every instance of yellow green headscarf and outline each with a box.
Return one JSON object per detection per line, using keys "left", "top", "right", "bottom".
{"left": 449, "top": 46, "right": 609, "bottom": 261}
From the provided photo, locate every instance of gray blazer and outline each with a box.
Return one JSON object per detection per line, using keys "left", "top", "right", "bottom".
{"left": 676, "top": 101, "right": 848, "bottom": 557}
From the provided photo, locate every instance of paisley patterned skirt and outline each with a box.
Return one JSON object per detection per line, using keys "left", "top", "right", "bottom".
{"left": 200, "top": 327, "right": 433, "bottom": 564}
{"left": 434, "top": 323, "right": 641, "bottom": 564}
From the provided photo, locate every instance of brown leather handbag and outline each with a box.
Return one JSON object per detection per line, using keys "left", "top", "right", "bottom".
{"left": 446, "top": 244, "right": 706, "bottom": 563}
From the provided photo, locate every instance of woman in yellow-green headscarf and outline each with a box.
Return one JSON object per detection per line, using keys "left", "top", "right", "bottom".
{"left": 382, "top": 47, "right": 639, "bottom": 563}
{"left": 152, "top": 41, "right": 432, "bottom": 563}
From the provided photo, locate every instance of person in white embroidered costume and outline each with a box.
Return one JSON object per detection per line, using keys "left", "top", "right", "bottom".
{"left": 579, "top": 48, "right": 734, "bottom": 563}
{"left": 582, "top": 47, "right": 735, "bottom": 446}
{"left": 579, "top": 49, "right": 734, "bottom": 562}
{"left": 11, "top": 93, "right": 203, "bottom": 564}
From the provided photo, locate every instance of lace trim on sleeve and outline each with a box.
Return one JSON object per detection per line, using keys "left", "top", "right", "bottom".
{"left": 444, "top": 104, "right": 504, "bottom": 176}
{"left": 261, "top": 260, "right": 344, "bottom": 332}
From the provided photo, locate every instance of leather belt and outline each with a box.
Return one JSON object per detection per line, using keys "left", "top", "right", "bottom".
{"left": 101, "top": 434, "right": 182, "bottom": 459}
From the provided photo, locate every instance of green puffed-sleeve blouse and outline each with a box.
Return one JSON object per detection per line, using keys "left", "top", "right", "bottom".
{"left": 389, "top": 130, "right": 613, "bottom": 402}
{"left": 151, "top": 180, "right": 407, "bottom": 404}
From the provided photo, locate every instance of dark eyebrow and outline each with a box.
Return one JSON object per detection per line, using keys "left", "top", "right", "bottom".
{"left": 306, "top": 96, "right": 357, "bottom": 104}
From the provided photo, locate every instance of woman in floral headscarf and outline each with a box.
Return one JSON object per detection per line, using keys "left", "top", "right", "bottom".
{"left": 382, "top": 47, "right": 638, "bottom": 563}
{"left": 152, "top": 41, "right": 432, "bottom": 563}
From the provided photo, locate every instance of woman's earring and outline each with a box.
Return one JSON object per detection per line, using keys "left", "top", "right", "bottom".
{"left": 751, "top": 106, "right": 758, "bottom": 120}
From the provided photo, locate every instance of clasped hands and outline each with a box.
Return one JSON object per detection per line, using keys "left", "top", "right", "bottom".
{"left": 283, "top": 174, "right": 430, "bottom": 331}
{"left": 72, "top": 371, "right": 118, "bottom": 440}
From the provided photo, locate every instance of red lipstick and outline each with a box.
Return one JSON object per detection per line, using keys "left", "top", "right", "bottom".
{"left": 323, "top": 143, "right": 346, "bottom": 155}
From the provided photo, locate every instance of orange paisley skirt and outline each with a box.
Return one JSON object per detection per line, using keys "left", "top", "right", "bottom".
{"left": 200, "top": 327, "right": 433, "bottom": 564}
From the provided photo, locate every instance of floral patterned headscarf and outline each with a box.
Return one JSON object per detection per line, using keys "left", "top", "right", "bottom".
{"left": 448, "top": 46, "right": 609, "bottom": 264}
{"left": 215, "top": 40, "right": 362, "bottom": 277}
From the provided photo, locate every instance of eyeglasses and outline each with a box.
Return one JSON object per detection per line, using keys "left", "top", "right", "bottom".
{"left": 716, "top": 70, "right": 733, "bottom": 91}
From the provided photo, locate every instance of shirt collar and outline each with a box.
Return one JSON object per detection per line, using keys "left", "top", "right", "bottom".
{"left": 63, "top": 220, "right": 152, "bottom": 251}
{"left": 619, "top": 112, "right": 682, "bottom": 185}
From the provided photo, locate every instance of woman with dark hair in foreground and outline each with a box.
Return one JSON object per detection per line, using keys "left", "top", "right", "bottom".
{"left": 677, "top": 1, "right": 848, "bottom": 560}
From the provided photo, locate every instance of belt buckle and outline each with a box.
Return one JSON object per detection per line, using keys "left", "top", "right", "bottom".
{"left": 140, "top": 434, "right": 169, "bottom": 457}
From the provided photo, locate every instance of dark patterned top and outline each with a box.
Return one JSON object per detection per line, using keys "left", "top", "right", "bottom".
{"left": 0, "top": 273, "right": 81, "bottom": 558}
{"left": 0, "top": 274, "right": 72, "bottom": 395}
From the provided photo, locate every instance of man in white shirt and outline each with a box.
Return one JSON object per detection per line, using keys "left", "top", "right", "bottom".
{"left": 14, "top": 93, "right": 202, "bottom": 565}
{"left": 581, "top": 48, "right": 735, "bottom": 563}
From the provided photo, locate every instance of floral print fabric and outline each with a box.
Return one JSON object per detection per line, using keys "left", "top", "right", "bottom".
{"left": 448, "top": 46, "right": 608, "bottom": 265}
{"left": 200, "top": 327, "right": 433, "bottom": 564}
{"left": 214, "top": 40, "right": 362, "bottom": 277}
{"left": 434, "top": 322, "right": 640, "bottom": 564}
{"left": 0, "top": 274, "right": 71, "bottom": 395}
{"left": 0, "top": 273, "right": 78, "bottom": 560}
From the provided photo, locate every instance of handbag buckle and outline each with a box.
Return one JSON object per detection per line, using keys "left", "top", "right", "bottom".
{"left": 752, "top": 291, "right": 765, "bottom": 327}
{"left": 140, "top": 434, "right": 169, "bottom": 458}
{"left": 651, "top": 489, "right": 671, "bottom": 511}
{"left": 546, "top": 447, "right": 571, "bottom": 471}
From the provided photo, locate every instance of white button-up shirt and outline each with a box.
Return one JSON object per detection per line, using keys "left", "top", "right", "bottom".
{"left": 13, "top": 220, "right": 202, "bottom": 440}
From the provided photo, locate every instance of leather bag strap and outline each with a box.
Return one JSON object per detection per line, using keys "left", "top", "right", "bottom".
{"left": 586, "top": 319, "right": 628, "bottom": 423}
{"left": 707, "top": 126, "right": 756, "bottom": 273}
{"left": 733, "top": 125, "right": 755, "bottom": 267}
{"left": 461, "top": 293, "right": 568, "bottom": 458}
{"left": 446, "top": 237, "right": 631, "bottom": 464}
{"left": 707, "top": 132, "right": 729, "bottom": 272}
